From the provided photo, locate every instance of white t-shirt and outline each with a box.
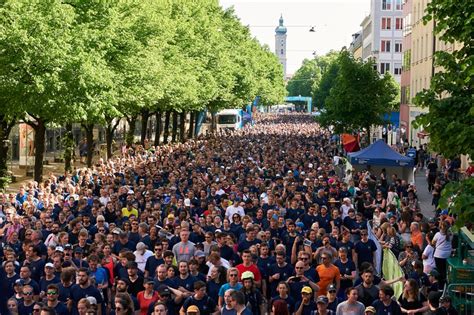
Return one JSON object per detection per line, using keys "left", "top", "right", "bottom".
{"left": 340, "top": 204, "right": 354, "bottom": 219}
{"left": 226, "top": 205, "right": 245, "bottom": 222}
{"left": 134, "top": 249, "right": 154, "bottom": 272}
{"left": 422, "top": 244, "right": 436, "bottom": 273}
{"left": 433, "top": 232, "right": 452, "bottom": 259}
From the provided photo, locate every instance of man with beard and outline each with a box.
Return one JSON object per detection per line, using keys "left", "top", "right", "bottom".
{"left": 69, "top": 268, "right": 103, "bottom": 315}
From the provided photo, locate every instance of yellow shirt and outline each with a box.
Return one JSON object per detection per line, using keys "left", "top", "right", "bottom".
{"left": 121, "top": 207, "right": 138, "bottom": 218}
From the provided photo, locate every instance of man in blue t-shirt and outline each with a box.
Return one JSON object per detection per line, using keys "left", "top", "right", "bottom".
{"left": 372, "top": 285, "right": 402, "bottom": 315}
{"left": 354, "top": 229, "right": 377, "bottom": 269}
{"left": 70, "top": 268, "right": 103, "bottom": 315}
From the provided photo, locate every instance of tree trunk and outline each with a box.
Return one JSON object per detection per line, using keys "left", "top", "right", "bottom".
{"left": 105, "top": 119, "right": 119, "bottom": 160}
{"left": 140, "top": 109, "right": 150, "bottom": 146}
{"left": 126, "top": 116, "right": 137, "bottom": 146}
{"left": 179, "top": 111, "right": 186, "bottom": 143}
{"left": 194, "top": 111, "right": 201, "bottom": 137}
{"left": 154, "top": 112, "right": 162, "bottom": 146}
{"left": 63, "top": 124, "right": 73, "bottom": 173}
{"left": 82, "top": 123, "right": 94, "bottom": 168}
{"left": 0, "top": 116, "right": 15, "bottom": 189}
{"left": 163, "top": 111, "right": 171, "bottom": 144}
{"left": 211, "top": 112, "right": 217, "bottom": 133}
{"left": 171, "top": 111, "right": 178, "bottom": 142}
{"left": 188, "top": 111, "right": 195, "bottom": 139}
{"left": 32, "top": 119, "right": 46, "bottom": 183}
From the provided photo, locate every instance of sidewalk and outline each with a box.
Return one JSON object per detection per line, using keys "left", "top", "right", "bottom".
{"left": 5, "top": 157, "right": 81, "bottom": 193}
{"left": 414, "top": 170, "right": 436, "bottom": 219}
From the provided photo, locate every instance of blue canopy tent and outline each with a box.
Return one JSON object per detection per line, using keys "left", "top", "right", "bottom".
{"left": 348, "top": 140, "right": 415, "bottom": 182}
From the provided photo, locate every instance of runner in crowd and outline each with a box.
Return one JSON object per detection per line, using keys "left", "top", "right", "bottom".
{"left": 0, "top": 114, "right": 455, "bottom": 315}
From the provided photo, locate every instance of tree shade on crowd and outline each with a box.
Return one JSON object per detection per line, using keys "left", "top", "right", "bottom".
{"left": 348, "top": 140, "right": 414, "bottom": 182}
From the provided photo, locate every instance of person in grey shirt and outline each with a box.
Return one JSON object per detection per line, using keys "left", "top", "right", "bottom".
{"left": 172, "top": 230, "right": 196, "bottom": 262}
{"left": 336, "top": 287, "right": 365, "bottom": 315}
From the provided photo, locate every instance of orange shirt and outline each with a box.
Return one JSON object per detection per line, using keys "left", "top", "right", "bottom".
{"left": 316, "top": 264, "right": 341, "bottom": 296}
{"left": 411, "top": 230, "right": 423, "bottom": 250}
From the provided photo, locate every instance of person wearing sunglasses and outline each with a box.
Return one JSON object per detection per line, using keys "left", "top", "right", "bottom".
{"left": 44, "top": 284, "right": 68, "bottom": 315}
{"left": 18, "top": 285, "right": 35, "bottom": 314}
{"left": 217, "top": 268, "right": 243, "bottom": 309}
{"left": 353, "top": 229, "right": 377, "bottom": 270}
{"left": 115, "top": 292, "right": 135, "bottom": 315}
{"left": 398, "top": 242, "right": 419, "bottom": 275}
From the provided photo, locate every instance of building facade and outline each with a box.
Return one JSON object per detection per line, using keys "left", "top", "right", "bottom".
{"left": 399, "top": 0, "right": 412, "bottom": 144}
{"left": 349, "top": 31, "right": 363, "bottom": 59}
{"left": 360, "top": 0, "right": 404, "bottom": 83}
{"left": 275, "top": 15, "right": 287, "bottom": 78}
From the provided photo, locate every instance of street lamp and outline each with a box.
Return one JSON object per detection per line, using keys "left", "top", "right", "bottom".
{"left": 309, "top": 26, "right": 316, "bottom": 32}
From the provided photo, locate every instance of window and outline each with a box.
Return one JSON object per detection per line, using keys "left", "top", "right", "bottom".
{"left": 382, "top": 0, "right": 392, "bottom": 10}
{"left": 395, "top": 0, "right": 402, "bottom": 10}
{"left": 381, "top": 40, "right": 391, "bottom": 52}
{"left": 281, "top": 49, "right": 284, "bottom": 54}
{"left": 394, "top": 63, "right": 402, "bottom": 75}
{"left": 381, "top": 17, "right": 392, "bottom": 30}
{"left": 395, "top": 41, "right": 403, "bottom": 53}
{"left": 395, "top": 18, "right": 403, "bottom": 30}
{"left": 380, "top": 62, "right": 391, "bottom": 74}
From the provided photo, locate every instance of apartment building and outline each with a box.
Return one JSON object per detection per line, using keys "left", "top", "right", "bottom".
{"left": 399, "top": 0, "right": 412, "bottom": 144}
{"left": 403, "top": 0, "right": 461, "bottom": 147}
{"left": 349, "top": 31, "right": 363, "bottom": 59}
{"left": 360, "top": 0, "right": 404, "bottom": 83}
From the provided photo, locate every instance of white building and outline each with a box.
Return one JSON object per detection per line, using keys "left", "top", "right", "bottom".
{"left": 360, "top": 0, "right": 404, "bottom": 83}
{"left": 275, "top": 15, "right": 287, "bottom": 78}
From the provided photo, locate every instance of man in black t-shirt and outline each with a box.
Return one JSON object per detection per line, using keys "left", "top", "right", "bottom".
{"left": 180, "top": 281, "right": 217, "bottom": 315}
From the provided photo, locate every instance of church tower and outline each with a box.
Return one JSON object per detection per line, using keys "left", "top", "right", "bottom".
{"left": 275, "top": 15, "right": 287, "bottom": 78}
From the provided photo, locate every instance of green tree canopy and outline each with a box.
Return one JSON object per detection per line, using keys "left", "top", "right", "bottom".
{"left": 414, "top": 0, "right": 474, "bottom": 227}
{"left": 316, "top": 50, "right": 398, "bottom": 134}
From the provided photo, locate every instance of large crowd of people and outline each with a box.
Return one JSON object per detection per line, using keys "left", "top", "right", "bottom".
{"left": 0, "top": 113, "right": 457, "bottom": 315}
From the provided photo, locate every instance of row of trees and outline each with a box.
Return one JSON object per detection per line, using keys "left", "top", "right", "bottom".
{"left": 287, "top": 50, "right": 399, "bottom": 135}
{"left": 414, "top": 0, "right": 473, "bottom": 227}
{"left": 0, "top": 0, "right": 286, "bottom": 186}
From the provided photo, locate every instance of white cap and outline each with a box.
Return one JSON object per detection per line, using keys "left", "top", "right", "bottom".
{"left": 45, "top": 262, "right": 54, "bottom": 268}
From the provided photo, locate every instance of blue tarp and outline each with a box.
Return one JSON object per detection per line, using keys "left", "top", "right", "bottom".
{"left": 348, "top": 139, "right": 414, "bottom": 167}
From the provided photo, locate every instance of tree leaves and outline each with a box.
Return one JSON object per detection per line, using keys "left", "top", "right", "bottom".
{"left": 314, "top": 50, "right": 398, "bottom": 134}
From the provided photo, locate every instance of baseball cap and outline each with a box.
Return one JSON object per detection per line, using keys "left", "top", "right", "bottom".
{"left": 327, "top": 283, "right": 337, "bottom": 292}
{"left": 317, "top": 296, "right": 329, "bottom": 304}
{"left": 241, "top": 271, "right": 255, "bottom": 280}
{"left": 55, "top": 246, "right": 64, "bottom": 252}
{"left": 187, "top": 305, "right": 199, "bottom": 313}
{"left": 157, "top": 285, "right": 171, "bottom": 296}
{"left": 440, "top": 209, "right": 449, "bottom": 215}
{"left": 301, "top": 286, "right": 312, "bottom": 294}
{"left": 14, "top": 279, "right": 25, "bottom": 286}
{"left": 86, "top": 296, "right": 97, "bottom": 305}
{"left": 296, "top": 222, "right": 305, "bottom": 229}
{"left": 429, "top": 269, "right": 440, "bottom": 278}
{"left": 64, "top": 244, "right": 73, "bottom": 250}
{"left": 365, "top": 306, "right": 376, "bottom": 314}
{"left": 195, "top": 250, "right": 205, "bottom": 258}
{"left": 45, "top": 262, "right": 54, "bottom": 268}
{"left": 145, "top": 277, "right": 155, "bottom": 285}
{"left": 73, "top": 247, "right": 83, "bottom": 254}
